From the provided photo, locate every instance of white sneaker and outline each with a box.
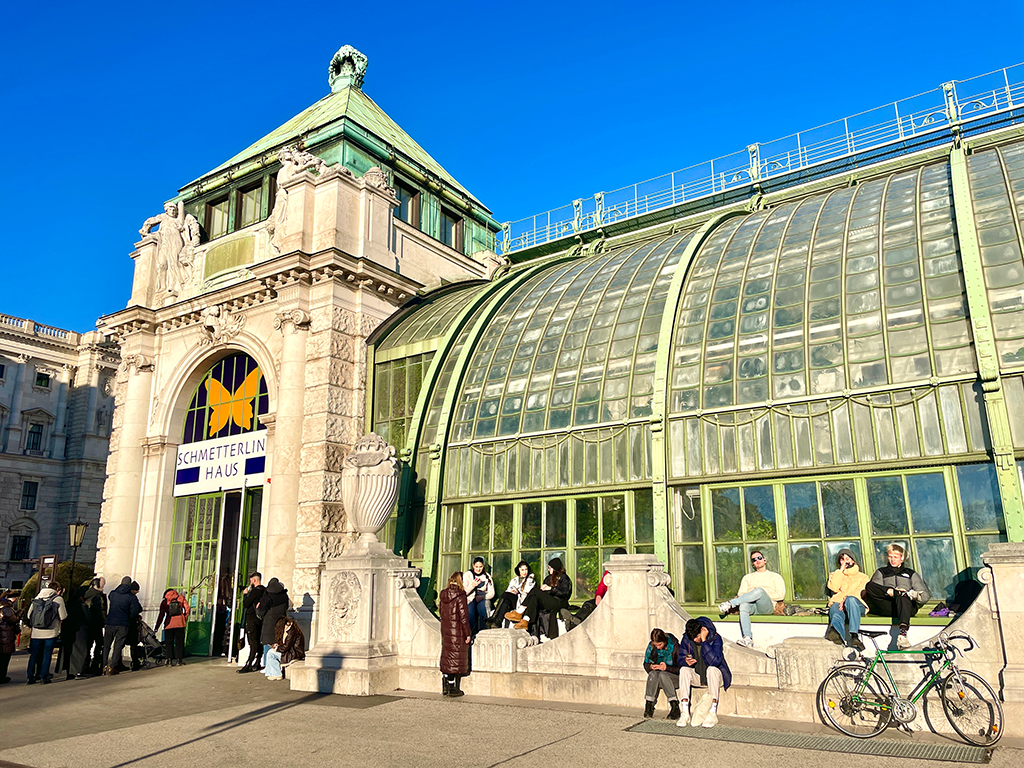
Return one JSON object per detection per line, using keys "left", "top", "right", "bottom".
{"left": 676, "top": 709, "right": 690, "bottom": 727}
{"left": 718, "top": 601, "right": 732, "bottom": 615}
{"left": 736, "top": 636, "right": 755, "bottom": 648}
{"left": 897, "top": 634, "right": 911, "bottom": 650}
{"left": 702, "top": 711, "right": 719, "bottom": 728}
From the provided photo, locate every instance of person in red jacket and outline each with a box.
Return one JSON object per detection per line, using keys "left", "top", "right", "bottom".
{"left": 153, "top": 589, "right": 190, "bottom": 667}
{"left": 438, "top": 571, "right": 471, "bottom": 698}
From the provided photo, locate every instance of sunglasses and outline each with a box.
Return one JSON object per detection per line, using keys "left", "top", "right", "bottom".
{"left": 750, "top": 555, "right": 765, "bottom": 563}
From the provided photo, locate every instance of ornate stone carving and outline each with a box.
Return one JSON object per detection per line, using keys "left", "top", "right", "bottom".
{"left": 267, "top": 145, "right": 328, "bottom": 255}
{"left": 340, "top": 433, "right": 400, "bottom": 541}
{"left": 328, "top": 45, "right": 368, "bottom": 92}
{"left": 198, "top": 305, "right": 245, "bottom": 346}
{"left": 273, "top": 308, "right": 311, "bottom": 334}
{"left": 139, "top": 202, "right": 200, "bottom": 296}
{"left": 481, "top": 251, "right": 510, "bottom": 281}
{"left": 118, "top": 354, "right": 154, "bottom": 376}
{"left": 328, "top": 571, "right": 362, "bottom": 639}
{"left": 101, "top": 375, "right": 115, "bottom": 398}
{"left": 363, "top": 166, "right": 389, "bottom": 189}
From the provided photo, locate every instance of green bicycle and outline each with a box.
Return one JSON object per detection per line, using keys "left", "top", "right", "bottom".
{"left": 817, "top": 630, "right": 1003, "bottom": 746}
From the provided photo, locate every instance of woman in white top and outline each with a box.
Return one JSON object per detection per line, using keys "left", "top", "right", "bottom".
{"left": 490, "top": 560, "right": 536, "bottom": 629}
{"left": 462, "top": 557, "right": 495, "bottom": 636}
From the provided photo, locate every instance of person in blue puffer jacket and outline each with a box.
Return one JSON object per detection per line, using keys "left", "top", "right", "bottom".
{"left": 676, "top": 616, "right": 732, "bottom": 729}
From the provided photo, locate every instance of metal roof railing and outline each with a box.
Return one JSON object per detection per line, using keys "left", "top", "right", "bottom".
{"left": 499, "top": 63, "right": 1024, "bottom": 255}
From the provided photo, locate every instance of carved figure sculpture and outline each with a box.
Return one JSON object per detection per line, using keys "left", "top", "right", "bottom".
{"left": 140, "top": 203, "right": 199, "bottom": 295}
{"left": 268, "top": 146, "right": 328, "bottom": 255}
{"left": 198, "top": 305, "right": 245, "bottom": 346}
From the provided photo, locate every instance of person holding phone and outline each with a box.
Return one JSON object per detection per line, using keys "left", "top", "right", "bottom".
{"left": 676, "top": 617, "right": 732, "bottom": 728}
{"left": 642, "top": 627, "right": 681, "bottom": 720}
{"left": 825, "top": 549, "right": 870, "bottom": 651}
{"left": 462, "top": 557, "right": 495, "bottom": 636}
{"left": 495, "top": 560, "right": 536, "bottom": 629}
{"left": 863, "top": 543, "right": 930, "bottom": 650}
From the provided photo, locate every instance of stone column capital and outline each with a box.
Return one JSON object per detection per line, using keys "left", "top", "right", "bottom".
{"left": 273, "top": 308, "right": 311, "bottom": 334}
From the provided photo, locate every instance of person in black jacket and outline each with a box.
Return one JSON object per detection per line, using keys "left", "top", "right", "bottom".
{"left": 863, "top": 543, "right": 931, "bottom": 650}
{"left": 103, "top": 576, "right": 142, "bottom": 675}
{"left": 238, "top": 572, "right": 265, "bottom": 673}
{"left": 256, "top": 578, "right": 288, "bottom": 672}
{"left": 522, "top": 558, "right": 572, "bottom": 640}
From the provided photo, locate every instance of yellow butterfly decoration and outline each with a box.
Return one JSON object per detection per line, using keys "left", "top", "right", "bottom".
{"left": 206, "top": 367, "right": 262, "bottom": 437}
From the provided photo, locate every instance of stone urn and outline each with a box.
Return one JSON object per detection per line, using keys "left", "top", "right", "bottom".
{"left": 341, "top": 433, "right": 400, "bottom": 541}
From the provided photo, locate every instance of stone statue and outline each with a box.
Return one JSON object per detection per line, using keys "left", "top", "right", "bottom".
{"left": 268, "top": 146, "right": 328, "bottom": 255}
{"left": 140, "top": 202, "right": 199, "bottom": 295}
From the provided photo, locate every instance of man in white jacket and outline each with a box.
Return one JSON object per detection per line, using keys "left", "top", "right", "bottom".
{"left": 718, "top": 550, "right": 785, "bottom": 648}
{"left": 26, "top": 581, "right": 68, "bottom": 684}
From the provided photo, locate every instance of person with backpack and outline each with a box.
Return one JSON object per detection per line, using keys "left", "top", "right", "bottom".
{"left": 26, "top": 581, "right": 67, "bottom": 684}
{"left": 153, "top": 588, "right": 190, "bottom": 666}
{"left": 103, "top": 576, "right": 142, "bottom": 675}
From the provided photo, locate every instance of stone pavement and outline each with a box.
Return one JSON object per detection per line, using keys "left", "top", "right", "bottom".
{"left": 0, "top": 650, "right": 1021, "bottom": 768}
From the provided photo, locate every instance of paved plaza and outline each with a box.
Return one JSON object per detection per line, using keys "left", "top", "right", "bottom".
{"left": 0, "top": 651, "right": 1021, "bottom": 768}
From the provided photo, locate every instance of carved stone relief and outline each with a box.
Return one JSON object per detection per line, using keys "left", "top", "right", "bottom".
{"left": 328, "top": 571, "right": 362, "bottom": 639}
{"left": 273, "top": 308, "right": 311, "bottom": 334}
{"left": 198, "top": 305, "right": 245, "bottom": 346}
{"left": 139, "top": 202, "right": 200, "bottom": 297}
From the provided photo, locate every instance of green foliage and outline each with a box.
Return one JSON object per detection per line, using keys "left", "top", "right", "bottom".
{"left": 20, "top": 561, "right": 95, "bottom": 608}
{"left": 745, "top": 518, "right": 777, "bottom": 540}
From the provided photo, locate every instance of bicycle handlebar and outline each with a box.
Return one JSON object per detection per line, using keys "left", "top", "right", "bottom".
{"left": 936, "top": 630, "right": 976, "bottom": 659}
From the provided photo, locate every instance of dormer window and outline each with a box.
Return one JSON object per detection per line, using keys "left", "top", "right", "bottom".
{"left": 396, "top": 183, "right": 419, "bottom": 226}
{"left": 207, "top": 196, "right": 231, "bottom": 239}
{"left": 440, "top": 207, "right": 463, "bottom": 251}
{"left": 236, "top": 184, "right": 263, "bottom": 229}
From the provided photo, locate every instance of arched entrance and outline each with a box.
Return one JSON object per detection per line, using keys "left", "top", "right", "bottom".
{"left": 168, "top": 352, "right": 268, "bottom": 656}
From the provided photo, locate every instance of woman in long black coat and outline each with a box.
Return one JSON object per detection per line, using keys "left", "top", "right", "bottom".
{"left": 439, "top": 571, "right": 471, "bottom": 698}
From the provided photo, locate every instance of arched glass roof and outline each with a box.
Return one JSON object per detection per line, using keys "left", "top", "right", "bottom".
{"left": 448, "top": 231, "right": 695, "bottom": 442}
{"left": 376, "top": 282, "right": 486, "bottom": 353}
{"left": 669, "top": 160, "right": 974, "bottom": 414}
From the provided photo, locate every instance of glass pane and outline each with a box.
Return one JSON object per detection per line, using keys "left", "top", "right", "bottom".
{"left": 715, "top": 545, "right": 744, "bottom": 601}
{"left": 785, "top": 482, "right": 821, "bottom": 538}
{"left": 906, "top": 473, "right": 952, "bottom": 534}
{"left": 574, "top": 548, "right": 600, "bottom": 599}
{"left": 634, "top": 488, "right": 654, "bottom": 544}
{"left": 471, "top": 506, "right": 490, "bottom": 550}
{"left": 545, "top": 500, "right": 567, "bottom": 548}
{"left": 676, "top": 545, "right": 707, "bottom": 603}
{"left": 521, "top": 503, "right": 541, "bottom": 548}
{"left": 491, "top": 552, "right": 512, "bottom": 594}
{"left": 743, "top": 486, "right": 776, "bottom": 539}
{"left": 822, "top": 479, "right": 859, "bottom": 538}
{"left": 957, "top": 464, "right": 1005, "bottom": 532}
{"left": 441, "top": 554, "right": 463, "bottom": 585}
{"left": 712, "top": 487, "right": 742, "bottom": 540}
{"left": 492, "top": 505, "right": 513, "bottom": 550}
{"left": 601, "top": 495, "right": 627, "bottom": 545}
{"left": 967, "top": 533, "right": 1005, "bottom": 575}
{"left": 915, "top": 536, "right": 956, "bottom": 603}
{"left": 576, "top": 497, "right": 598, "bottom": 546}
{"left": 790, "top": 542, "right": 825, "bottom": 600}
{"left": 521, "top": 550, "right": 541, "bottom": 582}
{"left": 867, "top": 476, "right": 909, "bottom": 536}
{"left": 443, "top": 505, "right": 464, "bottom": 552}
{"left": 674, "top": 487, "right": 702, "bottom": 543}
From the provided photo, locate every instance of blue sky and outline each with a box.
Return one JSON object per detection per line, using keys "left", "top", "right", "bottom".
{"left": 3, "top": 1, "right": 1024, "bottom": 332}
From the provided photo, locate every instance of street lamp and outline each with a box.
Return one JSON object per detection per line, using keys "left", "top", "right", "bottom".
{"left": 68, "top": 519, "right": 88, "bottom": 593}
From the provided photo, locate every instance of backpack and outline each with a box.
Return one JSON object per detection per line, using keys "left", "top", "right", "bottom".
{"left": 30, "top": 596, "right": 60, "bottom": 630}
{"left": 167, "top": 599, "right": 182, "bottom": 617}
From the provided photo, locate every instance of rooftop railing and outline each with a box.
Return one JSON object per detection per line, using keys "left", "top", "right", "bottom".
{"left": 0, "top": 313, "right": 75, "bottom": 341}
{"left": 499, "top": 63, "right": 1024, "bottom": 255}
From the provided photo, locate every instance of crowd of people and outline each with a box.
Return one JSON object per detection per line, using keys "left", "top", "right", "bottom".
{"left": 236, "top": 572, "right": 305, "bottom": 681}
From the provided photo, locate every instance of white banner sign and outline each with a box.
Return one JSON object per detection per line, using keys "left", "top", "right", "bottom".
{"left": 174, "top": 431, "right": 266, "bottom": 497}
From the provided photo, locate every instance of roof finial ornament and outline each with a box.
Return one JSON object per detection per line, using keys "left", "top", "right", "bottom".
{"left": 329, "top": 45, "right": 368, "bottom": 92}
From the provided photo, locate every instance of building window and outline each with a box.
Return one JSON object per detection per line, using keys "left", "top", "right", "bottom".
{"left": 9, "top": 535, "right": 31, "bottom": 561}
{"left": 20, "top": 481, "right": 38, "bottom": 511}
{"left": 0, "top": 362, "right": 6, "bottom": 380}
{"left": 395, "top": 183, "right": 419, "bottom": 226}
{"left": 25, "top": 424, "right": 43, "bottom": 452}
{"left": 236, "top": 184, "right": 262, "bottom": 229}
{"left": 206, "top": 197, "right": 230, "bottom": 239}
{"left": 440, "top": 207, "right": 462, "bottom": 250}
{"left": 35, "top": 371, "right": 50, "bottom": 388}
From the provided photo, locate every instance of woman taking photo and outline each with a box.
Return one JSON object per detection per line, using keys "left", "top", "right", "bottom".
{"left": 439, "top": 571, "right": 471, "bottom": 697}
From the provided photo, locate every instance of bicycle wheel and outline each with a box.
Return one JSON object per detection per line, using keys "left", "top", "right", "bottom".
{"left": 939, "top": 669, "right": 1003, "bottom": 746}
{"left": 818, "top": 663, "right": 893, "bottom": 738}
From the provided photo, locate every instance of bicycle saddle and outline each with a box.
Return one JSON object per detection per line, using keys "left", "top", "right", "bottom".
{"left": 858, "top": 630, "right": 888, "bottom": 638}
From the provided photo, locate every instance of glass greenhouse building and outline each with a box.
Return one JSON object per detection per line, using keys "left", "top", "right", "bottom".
{"left": 368, "top": 124, "right": 1024, "bottom": 612}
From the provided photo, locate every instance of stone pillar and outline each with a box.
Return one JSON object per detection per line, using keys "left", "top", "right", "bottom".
{"left": 49, "top": 365, "right": 72, "bottom": 458}
{"left": 983, "top": 542, "right": 1024, "bottom": 702}
{"left": 84, "top": 363, "right": 101, "bottom": 435}
{"left": 97, "top": 352, "right": 154, "bottom": 580}
{"left": 265, "top": 302, "right": 308, "bottom": 608}
{"left": 2, "top": 356, "right": 26, "bottom": 452}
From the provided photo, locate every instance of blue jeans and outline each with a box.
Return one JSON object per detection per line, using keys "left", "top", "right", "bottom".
{"left": 467, "top": 599, "right": 487, "bottom": 635}
{"left": 263, "top": 643, "right": 271, "bottom": 668}
{"left": 829, "top": 597, "right": 865, "bottom": 643}
{"left": 727, "top": 588, "right": 774, "bottom": 639}
{"left": 28, "top": 637, "right": 57, "bottom": 681}
{"left": 264, "top": 648, "right": 283, "bottom": 678}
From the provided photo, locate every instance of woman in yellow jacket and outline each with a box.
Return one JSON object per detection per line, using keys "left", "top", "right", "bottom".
{"left": 826, "top": 549, "right": 870, "bottom": 651}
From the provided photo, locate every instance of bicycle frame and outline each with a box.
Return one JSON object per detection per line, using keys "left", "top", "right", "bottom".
{"left": 849, "top": 647, "right": 951, "bottom": 711}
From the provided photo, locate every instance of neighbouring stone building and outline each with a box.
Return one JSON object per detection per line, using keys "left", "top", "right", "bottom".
{"left": 0, "top": 314, "right": 118, "bottom": 589}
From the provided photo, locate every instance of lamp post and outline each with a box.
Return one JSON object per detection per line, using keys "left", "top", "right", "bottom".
{"left": 67, "top": 519, "right": 88, "bottom": 594}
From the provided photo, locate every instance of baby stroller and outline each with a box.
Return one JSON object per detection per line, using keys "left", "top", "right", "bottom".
{"left": 137, "top": 620, "right": 167, "bottom": 667}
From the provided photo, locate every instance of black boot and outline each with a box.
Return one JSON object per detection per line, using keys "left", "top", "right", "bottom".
{"left": 442, "top": 675, "right": 450, "bottom": 696}
{"left": 237, "top": 664, "right": 253, "bottom": 674}
{"left": 668, "top": 700, "right": 681, "bottom": 720}
{"left": 448, "top": 675, "right": 465, "bottom": 698}
{"left": 643, "top": 701, "right": 655, "bottom": 718}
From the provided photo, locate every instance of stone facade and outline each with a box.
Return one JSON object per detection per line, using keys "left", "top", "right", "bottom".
{"left": 0, "top": 313, "right": 118, "bottom": 588}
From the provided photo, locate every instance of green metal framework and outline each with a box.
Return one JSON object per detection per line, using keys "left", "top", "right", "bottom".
{"left": 369, "top": 132, "right": 1024, "bottom": 606}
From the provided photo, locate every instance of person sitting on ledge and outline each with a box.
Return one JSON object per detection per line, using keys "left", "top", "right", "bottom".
{"left": 676, "top": 616, "right": 732, "bottom": 729}
{"left": 462, "top": 557, "right": 495, "bottom": 637}
{"left": 521, "top": 558, "right": 572, "bottom": 640}
{"left": 496, "top": 560, "right": 536, "bottom": 630}
{"left": 863, "top": 543, "right": 930, "bottom": 650}
{"left": 825, "top": 549, "right": 870, "bottom": 652}
{"left": 263, "top": 616, "right": 305, "bottom": 681}
{"left": 717, "top": 549, "right": 785, "bottom": 648}
{"left": 642, "top": 627, "right": 681, "bottom": 720}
